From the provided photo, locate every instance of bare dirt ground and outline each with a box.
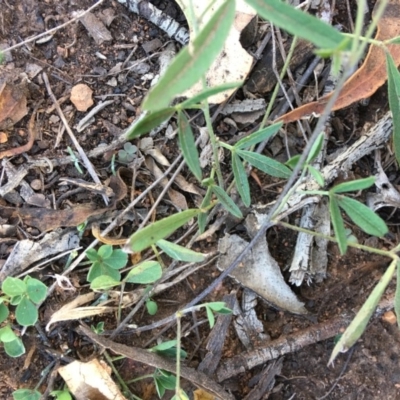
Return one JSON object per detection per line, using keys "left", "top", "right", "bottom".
{"left": 0, "top": 0, "right": 399, "bottom": 399}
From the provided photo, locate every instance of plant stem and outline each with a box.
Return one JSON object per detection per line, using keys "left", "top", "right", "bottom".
{"left": 175, "top": 312, "right": 182, "bottom": 397}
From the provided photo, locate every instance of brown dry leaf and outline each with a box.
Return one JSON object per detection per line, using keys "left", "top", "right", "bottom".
{"left": 194, "top": 389, "right": 216, "bottom": 400}
{"left": 58, "top": 359, "right": 126, "bottom": 400}
{"left": 0, "top": 132, "right": 7, "bottom": 143}
{"left": 0, "top": 82, "right": 27, "bottom": 129}
{"left": 70, "top": 83, "right": 94, "bottom": 111}
{"left": 277, "top": 0, "right": 400, "bottom": 124}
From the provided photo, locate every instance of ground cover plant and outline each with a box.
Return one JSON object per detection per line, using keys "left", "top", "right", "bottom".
{"left": 1, "top": 0, "right": 400, "bottom": 398}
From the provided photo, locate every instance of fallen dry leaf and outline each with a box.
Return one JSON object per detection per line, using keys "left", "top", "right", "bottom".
{"left": 0, "top": 132, "right": 7, "bottom": 143}
{"left": 0, "top": 82, "right": 27, "bottom": 129}
{"left": 58, "top": 359, "right": 126, "bottom": 400}
{"left": 277, "top": 0, "right": 400, "bottom": 124}
{"left": 70, "top": 83, "right": 94, "bottom": 111}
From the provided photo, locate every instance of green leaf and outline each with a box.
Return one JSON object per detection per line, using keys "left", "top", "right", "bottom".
{"left": 211, "top": 186, "right": 243, "bottom": 218}
{"left": 156, "top": 374, "right": 176, "bottom": 390}
{"left": 244, "top": 0, "right": 348, "bottom": 50}
{"left": 179, "top": 82, "right": 242, "bottom": 108}
{"left": 156, "top": 239, "right": 206, "bottom": 262}
{"left": 10, "top": 295, "right": 22, "bottom": 306}
{"left": 332, "top": 177, "right": 376, "bottom": 193}
{"left": 386, "top": 52, "right": 400, "bottom": 164}
{"left": 178, "top": 111, "right": 202, "bottom": 181}
{"left": 232, "top": 152, "right": 251, "bottom": 207}
{"left": 236, "top": 149, "right": 292, "bottom": 178}
{"left": 329, "top": 194, "right": 347, "bottom": 255}
{"left": 15, "top": 297, "right": 38, "bottom": 326}
{"left": 103, "top": 249, "right": 128, "bottom": 270}
{"left": 205, "top": 302, "right": 231, "bottom": 313}
{"left": 125, "top": 108, "right": 176, "bottom": 140}
{"left": 50, "top": 390, "right": 72, "bottom": 400}
{"left": 0, "top": 325, "right": 17, "bottom": 343}
{"left": 306, "top": 132, "right": 325, "bottom": 163}
{"left": 336, "top": 196, "right": 388, "bottom": 237}
{"left": 307, "top": 165, "right": 325, "bottom": 187}
{"left": 198, "top": 188, "right": 212, "bottom": 233}
{"left": 126, "top": 209, "right": 201, "bottom": 253}
{"left": 90, "top": 275, "right": 121, "bottom": 290}
{"left": 5, "top": 337, "right": 25, "bottom": 358}
{"left": 85, "top": 248, "right": 100, "bottom": 262}
{"left": 234, "top": 122, "right": 282, "bottom": 150}
{"left": 143, "top": 0, "right": 236, "bottom": 111}
{"left": 395, "top": 262, "right": 400, "bottom": 328}
{"left": 2, "top": 277, "right": 26, "bottom": 297}
{"left": 386, "top": 36, "right": 400, "bottom": 44}
{"left": 146, "top": 299, "right": 158, "bottom": 316}
{"left": 25, "top": 277, "right": 47, "bottom": 304}
{"left": 0, "top": 303, "right": 9, "bottom": 324}
{"left": 205, "top": 305, "right": 215, "bottom": 328}
{"left": 154, "top": 377, "right": 166, "bottom": 399}
{"left": 12, "top": 389, "right": 40, "bottom": 400}
{"left": 150, "top": 340, "right": 178, "bottom": 352}
{"left": 329, "top": 259, "right": 397, "bottom": 364}
{"left": 125, "top": 261, "right": 162, "bottom": 284}
{"left": 87, "top": 261, "right": 121, "bottom": 283}
{"left": 286, "top": 154, "right": 301, "bottom": 170}
{"left": 97, "top": 245, "right": 113, "bottom": 259}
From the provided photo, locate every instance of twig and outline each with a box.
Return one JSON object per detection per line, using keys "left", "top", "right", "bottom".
{"left": 42, "top": 72, "right": 109, "bottom": 205}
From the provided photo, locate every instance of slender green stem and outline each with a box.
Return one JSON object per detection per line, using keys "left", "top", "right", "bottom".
{"left": 175, "top": 312, "right": 182, "bottom": 397}
{"left": 279, "top": 221, "right": 396, "bottom": 259}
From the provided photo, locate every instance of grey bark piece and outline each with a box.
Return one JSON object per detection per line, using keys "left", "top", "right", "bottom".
{"left": 117, "top": 0, "right": 190, "bottom": 45}
{"left": 73, "top": 11, "right": 112, "bottom": 45}
{"left": 0, "top": 230, "right": 80, "bottom": 284}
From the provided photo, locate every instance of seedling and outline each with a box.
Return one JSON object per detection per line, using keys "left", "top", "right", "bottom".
{"left": 118, "top": 142, "right": 137, "bottom": 163}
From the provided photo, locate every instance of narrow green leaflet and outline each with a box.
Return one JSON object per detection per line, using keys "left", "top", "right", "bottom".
{"left": 336, "top": 196, "right": 388, "bottom": 237}
{"left": 143, "top": 0, "right": 235, "bottom": 111}
{"left": 329, "top": 194, "right": 347, "bottom": 255}
{"left": 90, "top": 276, "right": 121, "bottom": 290}
{"left": 205, "top": 305, "right": 215, "bottom": 328}
{"left": 156, "top": 239, "right": 206, "bottom": 262}
{"left": 198, "top": 188, "right": 212, "bottom": 234}
{"left": 386, "top": 53, "right": 400, "bottom": 164}
{"left": 232, "top": 152, "right": 251, "bottom": 207}
{"left": 126, "top": 209, "right": 201, "bottom": 253}
{"left": 395, "top": 262, "right": 400, "bottom": 328}
{"left": 125, "top": 108, "right": 176, "bottom": 140}
{"left": 2, "top": 277, "right": 26, "bottom": 297}
{"left": 306, "top": 132, "right": 325, "bottom": 163}
{"left": 211, "top": 185, "right": 243, "bottom": 218}
{"left": 307, "top": 165, "right": 325, "bottom": 187}
{"left": 178, "top": 111, "right": 202, "bottom": 181}
{"left": 234, "top": 122, "right": 282, "bottom": 150}
{"left": 332, "top": 177, "right": 376, "bottom": 194}
{"left": 237, "top": 149, "right": 291, "bottom": 178}
{"left": 286, "top": 154, "right": 300, "bottom": 170}
{"left": 179, "top": 82, "right": 242, "bottom": 108}
{"left": 244, "top": 0, "right": 348, "bottom": 50}
{"left": 125, "top": 261, "right": 162, "bottom": 284}
{"left": 329, "top": 259, "right": 397, "bottom": 364}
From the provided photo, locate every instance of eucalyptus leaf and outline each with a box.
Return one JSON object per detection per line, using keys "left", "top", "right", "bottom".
{"left": 237, "top": 149, "right": 291, "bottom": 178}
{"left": 386, "top": 52, "right": 400, "bottom": 164}
{"left": 126, "top": 209, "right": 201, "bottom": 253}
{"left": 211, "top": 185, "right": 243, "bottom": 218}
{"left": 244, "top": 0, "right": 348, "bottom": 50}
{"left": 329, "top": 194, "right": 347, "bottom": 255}
{"left": 234, "top": 122, "right": 282, "bottom": 150}
{"left": 232, "top": 152, "right": 251, "bottom": 207}
{"left": 178, "top": 111, "right": 202, "bottom": 181}
{"left": 336, "top": 195, "right": 388, "bottom": 237}
{"left": 143, "top": 0, "right": 235, "bottom": 111}
{"left": 157, "top": 239, "right": 206, "bottom": 262}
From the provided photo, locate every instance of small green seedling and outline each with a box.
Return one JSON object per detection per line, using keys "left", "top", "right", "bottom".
{"left": 86, "top": 245, "right": 128, "bottom": 282}
{"left": 118, "top": 142, "right": 137, "bottom": 163}
{"left": 91, "top": 321, "right": 105, "bottom": 334}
